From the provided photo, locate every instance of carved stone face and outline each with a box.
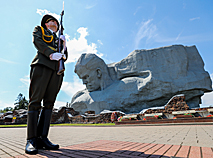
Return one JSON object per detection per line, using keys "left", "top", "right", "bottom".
{"left": 76, "top": 67, "right": 102, "bottom": 92}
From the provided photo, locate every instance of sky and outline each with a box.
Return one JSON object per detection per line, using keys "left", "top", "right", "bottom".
{"left": 0, "top": 0, "right": 213, "bottom": 110}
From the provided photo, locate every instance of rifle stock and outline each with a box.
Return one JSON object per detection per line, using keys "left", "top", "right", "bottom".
{"left": 57, "top": 59, "right": 65, "bottom": 75}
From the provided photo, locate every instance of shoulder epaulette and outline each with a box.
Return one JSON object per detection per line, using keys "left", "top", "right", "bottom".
{"left": 40, "top": 26, "right": 53, "bottom": 43}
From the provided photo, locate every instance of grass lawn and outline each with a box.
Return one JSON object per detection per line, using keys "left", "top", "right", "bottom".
{"left": 0, "top": 124, "right": 27, "bottom": 128}
{"left": 51, "top": 123, "right": 115, "bottom": 126}
{"left": 0, "top": 123, "right": 115, "bottom": 128}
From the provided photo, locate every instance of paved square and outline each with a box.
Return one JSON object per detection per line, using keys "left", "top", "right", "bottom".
{"left": 12, "top": 140, "right": 213, "bottom": 158}
{"left": 0, "top": 124, "right": 212, "bottom": 157}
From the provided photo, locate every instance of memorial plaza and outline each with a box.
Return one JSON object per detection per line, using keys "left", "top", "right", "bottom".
{"left": 0, "top": 123, "right": 213, "bottom": 158}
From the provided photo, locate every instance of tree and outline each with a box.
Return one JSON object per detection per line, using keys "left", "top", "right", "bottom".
{"left": 4, "top": 107, "right": 13, "bottom": 111}
{"left": 0, "top": 107, "right": 13, "bottom": 113}
{"left": 14, "top": 93, "right": 28, "bottom": 110}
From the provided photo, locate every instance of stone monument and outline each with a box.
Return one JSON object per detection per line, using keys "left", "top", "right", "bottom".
{"left": 70, "top": 45, "right": 212, "bottom": 114}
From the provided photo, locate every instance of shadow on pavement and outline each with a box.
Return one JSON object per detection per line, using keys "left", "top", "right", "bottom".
{"left": 36, "top": 148, "right": 171, "bottom": 158}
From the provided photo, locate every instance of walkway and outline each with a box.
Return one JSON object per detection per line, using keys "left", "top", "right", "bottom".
{"left": 0, "top": 125, "right": 212, "bottom": 157}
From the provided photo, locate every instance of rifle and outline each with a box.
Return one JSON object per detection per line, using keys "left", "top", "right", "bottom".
{"left": 57, "top": 1, "right": 65, "bottom": 75}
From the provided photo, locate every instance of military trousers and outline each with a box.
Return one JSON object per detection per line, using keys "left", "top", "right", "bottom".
{"left": 28, "top": 64, "right": 63, "bottom": 111}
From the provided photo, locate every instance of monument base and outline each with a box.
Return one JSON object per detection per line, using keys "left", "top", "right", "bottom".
{"left": 115, "top": 117, "right": 213, "bottom": 125}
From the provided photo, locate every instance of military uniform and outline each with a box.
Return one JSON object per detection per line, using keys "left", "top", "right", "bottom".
{"left": 29, "top": 25, "right": 68, "bottom": 111}
{"left": 25, "top": 14, "right": 68, "bottom": 155}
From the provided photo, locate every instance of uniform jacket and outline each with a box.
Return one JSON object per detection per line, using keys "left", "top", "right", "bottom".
{"left": 31, "top": 25, "right": 68, "bottom": 70}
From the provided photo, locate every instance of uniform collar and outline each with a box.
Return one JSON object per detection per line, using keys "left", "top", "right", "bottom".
{"left": 48, "top": 29, "right": 55, "bottom": 34}
{"left": 48, "top": 29, "right": 57, "bottom": 38}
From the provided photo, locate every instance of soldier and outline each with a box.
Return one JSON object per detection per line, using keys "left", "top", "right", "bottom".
{"left": 25, "top": 14, "right": 68, "bottom": 154}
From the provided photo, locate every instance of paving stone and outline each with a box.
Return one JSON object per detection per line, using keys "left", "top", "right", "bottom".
{"left": 163, "top": 145, "right": 180, "bottom": 157}
{"left": 137, "top": 143, "right": 157, "bottom": 153}
{"left": 141, "top": 144, "right": 164, "bottom": 156}
{"left": 149, "top": 144, "right": 172, "bottom": 157}
{"left": 175, "top": 145, "right": 190, "bottom": 157}
{"left": 13, "top": 155, "right": 28, "bottom": 158}
{"left": 1, "top": 125, "right": 213, "bottom": 157}
{"left": 201, "top": 147, "right": 213, "bottom": 158}
{"left": 1, "top": 155, "right": 13, "bottom": 158}
{"left": 106, "top": 152, "right": 143, "bottom": 158}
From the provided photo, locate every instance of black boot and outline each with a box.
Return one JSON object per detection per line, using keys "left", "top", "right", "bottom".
{"left": 25, "top": 111, "right": 39, "bottom": 155}
{"left": 38, "top": 137, "right": 59, "bottom": 150}
{"left": 37, "top": 108, "right": 59, "bottom": 150}
{"left": 25, "top": 138, "right": 38, "bottom": 155}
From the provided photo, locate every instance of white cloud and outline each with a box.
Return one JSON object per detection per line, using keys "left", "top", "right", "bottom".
{"left": 97, "top": 40, "right": 103, "bottom": 45}
{"left": 85, "top": 4, "right": 96, "bottom": 9}
{"left": 201, "top": 73, "right": 213, "bottom": 107}
{"left": 65, "top": 27, "right": 103, "bottom": 63}
{"left": 155, "top": 33, "right": 213, "bottom": 44}
{"left": 135, "top": 19, "right": 158, "bottom": 48}
{"left": 183, "top": 3, "right": 187, "bottom": 9}
{"left": 0, "top": 100, "right": 14, "bottom": 110}
{"left": 18, "top": 75, "right": 85, "bottom": 109}
{"left": 201, "top": 92, "right": 213, "bottom": 107}
{"left": 0, "top": 58, "right": 17, "bottom": 64}
{"left": 61, "top": 76, "right": 85, "bottom": 98}
{"left": 134, "top": 17, "right": 209, "bottom": 46}
{"left": 20, "top": 73, "right": 85, "bottom": 95}
{"left": 36, "top": 9, "right": 60, "bottom": 21}
{"left": 134, "top": 6, "right": 142, "bottom": 15}
{"left": 20, "top": 75, "right": 30, "bottom": 87}
{"left": 54, "top": 100, "right": 67, "bottom": 109}
{"left": 175, "top": 30, "right": 184, "bottom": 42}
{"left": 189, "top": 17, "right": 200, "bottom": 21}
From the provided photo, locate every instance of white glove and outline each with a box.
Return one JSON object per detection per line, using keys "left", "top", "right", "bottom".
{"left": 50, "top": 53, "right": 63, "bottom": 61}
{"left": 60, "top": 35, "right": 66, "bottom": 41}
{"left": 60, "top": 35, "right": 67, "bottom": 50}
